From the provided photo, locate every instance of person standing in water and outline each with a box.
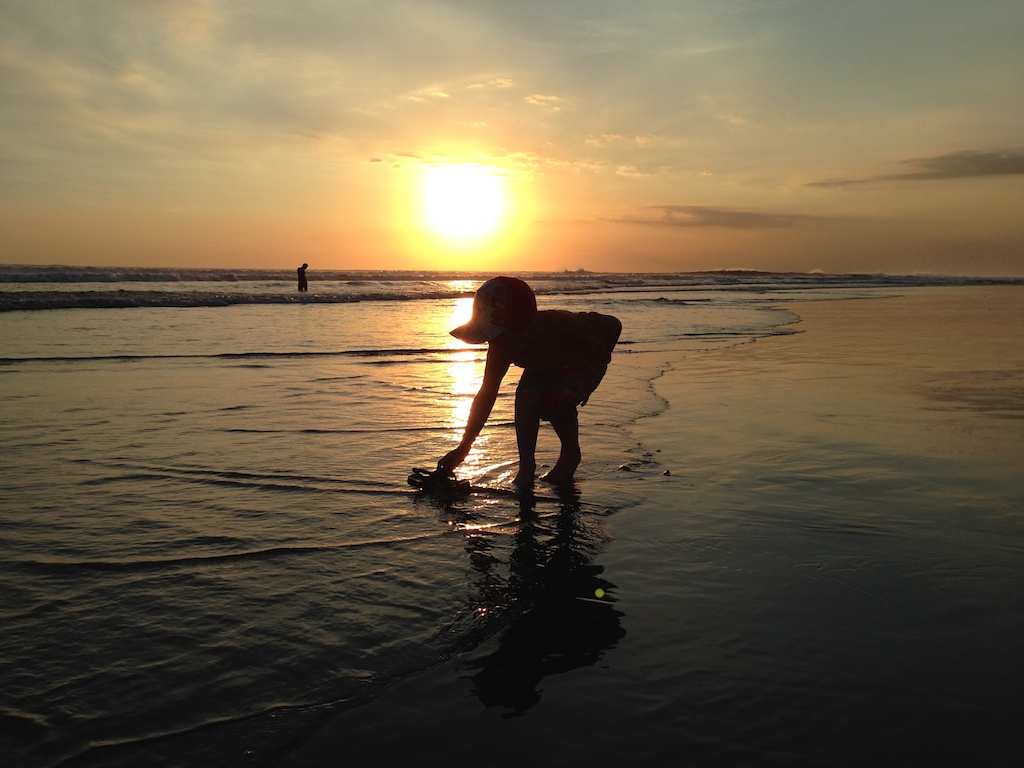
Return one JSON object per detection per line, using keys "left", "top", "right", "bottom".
{"left": 438, "top": 276, "right": 622, "bottom": 487}
{"left": 297, "top": 263, "right": 308, "bottom": 292}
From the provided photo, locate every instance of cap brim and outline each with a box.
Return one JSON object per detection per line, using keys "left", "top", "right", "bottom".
{"left": 450, "top": 322, "right": 504, "bottom": 344}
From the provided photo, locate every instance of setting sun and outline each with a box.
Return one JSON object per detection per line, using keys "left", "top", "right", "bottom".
{"left": 422, "top": 164, "right": 506, "bottom": 240}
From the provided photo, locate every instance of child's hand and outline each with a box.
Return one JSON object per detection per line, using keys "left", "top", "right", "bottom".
{"left": 438, "top": 445, "right": 469, "bottom": 473}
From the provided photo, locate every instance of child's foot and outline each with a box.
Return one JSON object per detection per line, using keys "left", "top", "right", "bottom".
{"left": 541, "top": 450, "right": 580, "bottom": 485}
{"left": 513, "top": 468, "right": 535, "bottom": 489}
{"left": 541, "top": 459, "right": 579, "bottom": 486}
{"left": 540, "top": 469, "right": 575, "bottom": 485}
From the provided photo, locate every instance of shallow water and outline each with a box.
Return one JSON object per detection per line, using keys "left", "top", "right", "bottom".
{"left": 3, "top": 276, "right": 1020, "bottom": 767}
{"left": 1, "top": 274, "right": 814, "bottom": 767}
{"left": 277, "top": 287, "right": 1024, "bottom": 768}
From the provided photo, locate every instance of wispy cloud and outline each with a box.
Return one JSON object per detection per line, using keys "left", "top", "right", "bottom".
{"left": 808, "top": 150, "right": 1024, "bottom": 188}
{"left": 618, "top": 205, "right": 819, "bottom": 229}
{"left": 525, "top": 93, "right": 563, "bottom": 111}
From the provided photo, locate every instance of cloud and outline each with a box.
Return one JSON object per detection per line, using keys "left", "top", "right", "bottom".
{"left": 618, "top": 205, "right": 818, "bottom": 229}
{"left": 469, "top": 78, "right": 515, "bottom": 90}
{"left": 585, "top": 134, "right": 625, "bottom": 147}
{"left": 808, "top": 150, "right": 1024, "bottom": 188}
{"left": 525, "top": 94, "right": 563, "bottom": 111}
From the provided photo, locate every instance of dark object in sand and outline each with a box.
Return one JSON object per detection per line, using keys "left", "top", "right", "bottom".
{"left": 408, "top": 467, "right": 471, "bottom": 495}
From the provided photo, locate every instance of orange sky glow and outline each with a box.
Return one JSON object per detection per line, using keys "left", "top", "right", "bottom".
{"left": 1, "top": 1, "right": 1022, "bottom": 275}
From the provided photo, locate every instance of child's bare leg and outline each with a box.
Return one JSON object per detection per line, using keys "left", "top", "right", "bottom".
{"left": 541, "top": 410, "right": 580, "bottom": 484}
{"left": 514, "top": 387, "right": 540, "bottom": 487}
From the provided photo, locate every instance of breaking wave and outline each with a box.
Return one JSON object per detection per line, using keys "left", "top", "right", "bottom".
{"left": 1, "top": 265, "right": 1018, "bottom": 312}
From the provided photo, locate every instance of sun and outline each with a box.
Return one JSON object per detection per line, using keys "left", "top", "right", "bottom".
{"left": 421, "top": 164, "right": 506, "bottom": 240}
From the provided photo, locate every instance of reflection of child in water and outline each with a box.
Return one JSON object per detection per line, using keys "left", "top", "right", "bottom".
{"left": 297, "top": 263, "right": 308, "bottom": 292}
{"left": 438, "top": 277, "right": 622, "bottom": 487}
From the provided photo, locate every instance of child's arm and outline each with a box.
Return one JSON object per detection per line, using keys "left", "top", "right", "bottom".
{"left": 437, "top": 347, "right": 511, "bottom": 472}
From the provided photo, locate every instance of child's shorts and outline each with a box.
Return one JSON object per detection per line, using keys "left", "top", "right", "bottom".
{"left": 518, "top": 369, "right": 578, "bottom": 421}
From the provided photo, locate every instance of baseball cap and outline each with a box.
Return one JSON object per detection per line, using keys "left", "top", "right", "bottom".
{"left": 450, "top": 276, "right": 537, "bottom": 344}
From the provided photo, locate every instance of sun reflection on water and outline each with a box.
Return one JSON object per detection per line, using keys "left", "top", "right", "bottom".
{"left": 443, "top": 293, "right": 486, "bottom": 468}
{"left": 446, "top": 347, "right": 480, "bottom": 426}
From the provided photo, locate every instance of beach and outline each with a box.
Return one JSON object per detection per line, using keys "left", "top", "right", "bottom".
{"left": 280, "top": 287, "right": 1023, "bottom": 768}
{"left": 3, "top": 277, "right": 1022, "bottom": 768}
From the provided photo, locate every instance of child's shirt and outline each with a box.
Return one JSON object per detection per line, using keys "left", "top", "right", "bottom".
{"left": 492, "top": 310, "right": 618, "bottom": 372}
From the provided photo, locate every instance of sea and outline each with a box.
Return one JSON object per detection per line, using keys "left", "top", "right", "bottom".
{"left": 1, "top": 266, "right": 1020, "bottom": 767}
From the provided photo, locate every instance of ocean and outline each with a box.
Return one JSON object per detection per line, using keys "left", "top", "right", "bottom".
{"left": 1, "top": 268, "right": 1021, "bottom": 767}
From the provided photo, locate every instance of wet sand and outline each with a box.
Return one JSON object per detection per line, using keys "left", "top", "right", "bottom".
{"left": 279, "top": 287, "right": 1024, "bottom": 768}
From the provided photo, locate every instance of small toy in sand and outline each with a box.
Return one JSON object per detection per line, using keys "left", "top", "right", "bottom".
{"left": 407, "top": 467, "right": 471, "bottom": 495}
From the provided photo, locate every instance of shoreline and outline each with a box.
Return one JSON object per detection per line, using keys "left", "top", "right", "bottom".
{"left": 278, "top": 286, "right": 1024, "bottom": 768}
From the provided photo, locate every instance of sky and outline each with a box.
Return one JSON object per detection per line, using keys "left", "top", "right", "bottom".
{"left": 1, "top": 0, "right": 1022, "bottom": 275}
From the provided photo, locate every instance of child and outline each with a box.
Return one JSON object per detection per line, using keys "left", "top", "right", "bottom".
{"left": 438, "top": 276, "right": 622, "bottom": 487}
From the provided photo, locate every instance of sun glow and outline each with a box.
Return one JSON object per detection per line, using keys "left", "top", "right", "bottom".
{"left": 422, "top": 164, "right": 507, "bottom": 240}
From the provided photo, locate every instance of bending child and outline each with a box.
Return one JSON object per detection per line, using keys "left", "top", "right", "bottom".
{"left": 438, "top": 276, "right": 622, "bottom": 487}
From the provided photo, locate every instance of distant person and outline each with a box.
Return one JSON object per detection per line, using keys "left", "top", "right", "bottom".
{"left": 438, "top": 276, "right": 622, "bottom": 487}
{"left": 297, "top": 263, "right": 308, "bottom": 292}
